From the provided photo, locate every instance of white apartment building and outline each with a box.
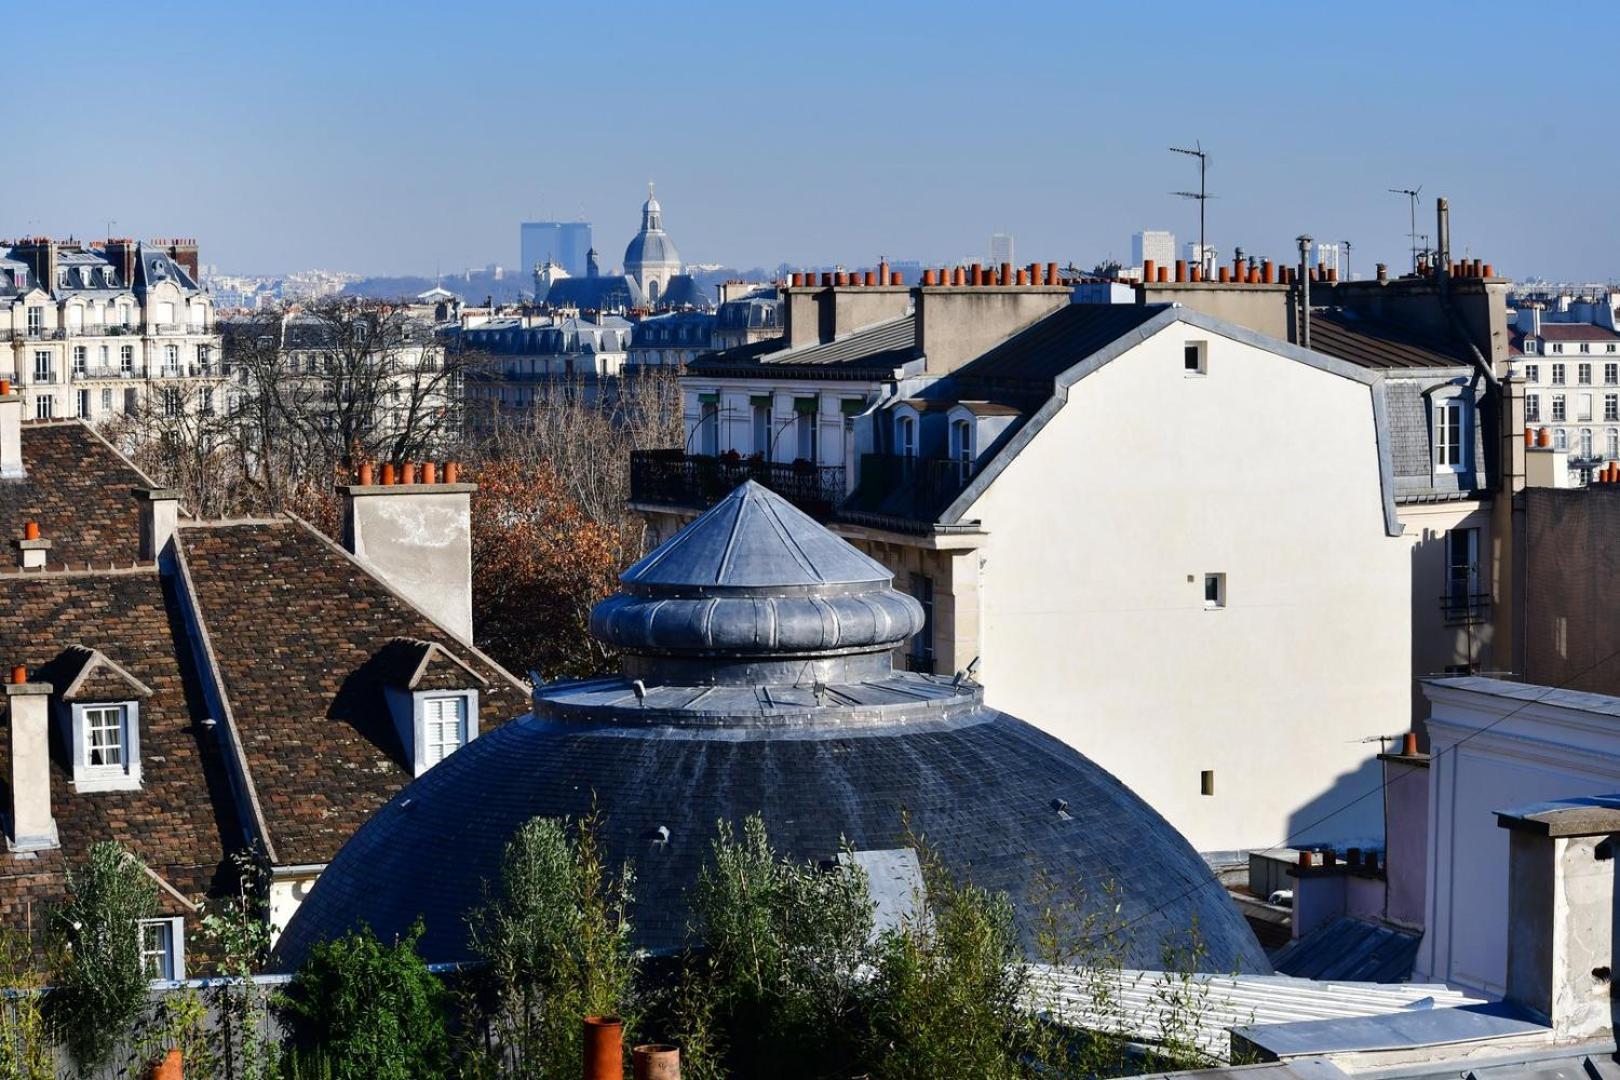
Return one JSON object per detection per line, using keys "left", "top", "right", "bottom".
{"left": 632, "top": 278, "right": 1412, "bottom": 853}
{"left": 453, "top": 314, "right": 631, "bottom": 428}
{"left": 0, "top": 238, "right": 222, "bottom": 424}
{"left": 1511, "top": 306, "right": 1620, "bottom": 473}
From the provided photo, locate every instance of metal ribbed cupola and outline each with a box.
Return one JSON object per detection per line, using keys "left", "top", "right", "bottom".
{"left": 591, "top": 481, "right": 924, "bottom": 686}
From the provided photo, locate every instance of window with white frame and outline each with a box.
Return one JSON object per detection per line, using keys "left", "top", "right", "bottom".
{"left": 1582, "top": 428, "right": 1594, "bottom": 457}
{"left": 1606, "top": 394, "right": 1618, "bottom": 423}
{"left": 1580, "top": 393, "right": 1594, "bottom": 421}
{"left": 1524, "top": 363, "right": 1539, "bottom": 382}
{"left": 1608, "top": 363, "right": 1619, "bottom": 385}
{"left": 1434, "top": 395, "right": 1467, "bottom": 472}
{"left": 34, "top": 396, "right": 51, "bottom": 420}
{"left": 1553, "top": 393, "right": 1567, "bottom": 421}
{"left": 163, "top": 388, "right": 181, "bottom": 417}
{"left": 84, "top": 704, "right": 127, "bottom": 771}
{"left": 950, "top": 418, "right": 973, "bottom": 482}
{"left": 1580, "top": 363, "right": 1593, "bottom": 384}
{"left": 101, "top": 388, "right": 112, "bottom": 413}
{"left": 1609, "top": 428, "right": 1619, "bottom": 458}
{"left": 163, "top": 345, "right": 179, "bottom": 374}
{"left": 139, "top": 918, "right": 183, "bottom": 981}
{"left": 76, "top": 390, "right": 90, "bottom": 419}
{"left": 1555, "top": 427, "right": 1568, "bottom": 450}
{"left": 72, "top": 346, "right": 86, "bottom": 375}
{"left": 1553, "top": 363, "right": 1567, "bottom": 384}
{"left": 1524, "top": 339, "right": 1538, "bottom": 355}
{"left": 1581, "top": 343, "right": 1592, "bottom": 354}
{"left": 751, "top": 400, "right": 770, "bottom": 455}
{"left": 896, "top": 413, "right": 916, "bottom": 460}
{"left": 33, "top": 351, "right": 51, "bottom": 382}
{"left": 26, "top": 306, "right": 42, "bottom": 334}
{"left": 1553, "top": 343, "right": 1565, "bottom": 354}
{"left": 422, "top": 695, "right": 467, "bottom": 766}
{"left": 120, "top": 345, "right": 133, "bottom": 374}
{"left": 1526, "top": 394, "right": 1541, "bottom": 422}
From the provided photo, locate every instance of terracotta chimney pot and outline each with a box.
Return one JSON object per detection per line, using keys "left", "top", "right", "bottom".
{"left": 421, "top": 462, "right": 437, "bottom": 485}
{"left": 23, "top": 521, "right": 38, "bottom": 541}
{"left": 583, "top": 1016, "right": 623, "bottom": 1080}
{"left": 444, "top": 461, "right": 460, "bottom": 484}
{"left": 381, "top": 462, "right": 397, "bottom": 485}
{"left": 633, "top": 1044, "right": 681, "bottom": 1080}
{"left": 10, "top": 665, "right": 25, "bottom": 685}
{"left": 357, "top": 462, "right": 374, "bottom": 486}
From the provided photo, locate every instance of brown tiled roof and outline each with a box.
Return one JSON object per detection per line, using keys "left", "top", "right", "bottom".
{"left": 177, "top": 519, "right": 529, "bottom": 866}
{"left": 1531, "top": 323, "right": 1620, "bottom": 342}
{"left": 0, "top": 421, "right": 157, "bottom": 568}
{"left": 0, "top": 571, "right": 240, "bottom": 945}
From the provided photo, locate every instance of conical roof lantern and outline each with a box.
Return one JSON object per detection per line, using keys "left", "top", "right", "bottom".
{"left": 591, "top": 482, "right": 924, "bottom": 685}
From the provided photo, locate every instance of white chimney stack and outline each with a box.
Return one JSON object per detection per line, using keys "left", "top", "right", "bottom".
{"left": 1498, "top": 797, "right": 1620, "bottom": 1043}
{"left": 0, "top": 380, "right": 23, "bottom": 480}
{"left": 134, "top": 487, "right": 181, "bottom": 563}
{"left": 12, "top": 521, "right": 48, "bottom": 569}
{"left": 6, "top": 670, "right": 57, "bottom": 852}
{"left": 340, "top": 462, "right": 475, "bottom": 642}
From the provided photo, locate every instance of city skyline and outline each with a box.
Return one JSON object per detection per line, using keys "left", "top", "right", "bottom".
{"left": 10, "top": 2, "right": 1620, "bottom": 282}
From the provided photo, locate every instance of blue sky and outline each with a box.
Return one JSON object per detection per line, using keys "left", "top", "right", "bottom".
{"left": 9, "top": 1, "right": 1615, "bottom": 281}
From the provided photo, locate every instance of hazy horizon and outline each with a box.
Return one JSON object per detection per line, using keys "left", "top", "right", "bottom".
{"left": 11, "top": 1, "right": 1618, "bottom": 283}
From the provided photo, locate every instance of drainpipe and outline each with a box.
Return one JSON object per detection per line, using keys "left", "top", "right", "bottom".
{"left": 1296, "top": 235, "right": 1312, "bottom": 350}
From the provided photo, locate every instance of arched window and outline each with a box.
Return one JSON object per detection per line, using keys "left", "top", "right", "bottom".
{"left": 1582, "top": 428, "right": 1594, "bottom": 457}
{"left": 951, "top": 418, "right": 973, "bottom": 482}
{"left": 1555, "top": 427, "right": 1568, "bottom": 450}
{"left": 896, "top": 414, "right": 916, "bottom": 460}
{"left": 1607, "top": 428, "right": 1618, "bottom": 458}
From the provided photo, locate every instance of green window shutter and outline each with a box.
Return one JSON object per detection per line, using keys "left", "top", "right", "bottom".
{"left": 749, "top": 394, "right": 772, "bottom": 408}
{"left": 840, "top": 398, "right": 865, "bottom": 416}
{"left": 793, "top": 397, "right": 818, "bottom": 415}
{"left": 698, "top": 392, "right": 719, "bottom": 405}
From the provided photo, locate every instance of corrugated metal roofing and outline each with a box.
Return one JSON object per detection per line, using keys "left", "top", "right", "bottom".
{"left": 1270, "top": 917, "right": 1422, "bottom": 982}
{"left": 1309, "top": 309, "right": 1475, "bottom": 370}
{"left": 1028, "top": 964, "right": 1485, "bottom": 1062}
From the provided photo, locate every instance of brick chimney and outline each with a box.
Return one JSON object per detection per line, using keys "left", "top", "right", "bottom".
{"left": 134, "top": 487, "right": 182, "bottom": 563}
{"left": 340, "top": 466, "right": 475, "bottom": 641}
{"left": 782, "top": 277, "right": 910, "bottom": 349}
{"left": 160, "top": 238, "right": 200, "bottom": 281}
{"left": 1497, "top": 797, "right": 1620, "bottom": 1042}
{"left": 103, "top": 239, "right": 138, "bottom": 286}
{"left": 0, "top": 380, "right": 23, "bottom": 479}
{"left": 6, "top": 671, "right": 57, "bottom": 852}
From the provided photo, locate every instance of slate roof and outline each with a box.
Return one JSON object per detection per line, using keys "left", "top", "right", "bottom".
{"left": 277, "top": 481, "right": 1266, "bottom": 975}
{"left": 1308, "top": 309, "right": 1476, "bottom": 370}
{"left": 0, "top": 421, "right": 159, "bottom": 568}
{"left": 949, "top": 303, "right": 1169, "bottom": 400}
{"left": 688, "top": 315, "right": 920, "bottom": 379}
{"left": 0, "top": 571, "right": 240, "bottom": 943}
{"left": 542, "top": 275, "right": 640, "bottom": 311}
{"left": 176, "top": 519, "right": 530, "bottom": 866}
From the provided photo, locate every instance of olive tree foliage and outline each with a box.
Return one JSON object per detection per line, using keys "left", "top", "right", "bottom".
{"left": 48, "top": 842, "right": 159, "bottom": 1071}
{"left": 465, "top": 811, "right": 640, "bottom": 1078}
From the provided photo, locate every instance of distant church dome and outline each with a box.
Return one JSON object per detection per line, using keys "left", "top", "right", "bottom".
{"left": 623, "top": 183, "right": 682, "bottom": 304}
{"left": 274, "top": 483, "right": 1265, "bottom": 973}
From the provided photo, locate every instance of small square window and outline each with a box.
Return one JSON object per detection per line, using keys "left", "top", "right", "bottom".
{"left": 1184, "top": 341, "right": 1207, "bottom": 375}
{"left": 139, "top": 918, "right": 183, "bottom": 981}
{"left": 1203, "top": 573, "right": 1226, "bottom": 609}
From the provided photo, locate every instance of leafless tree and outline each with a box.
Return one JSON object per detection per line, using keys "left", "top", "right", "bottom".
{"left": 98, "top": 379, "right": 248, "bottom": 520}
{"left": 222, "top": 297, "right": 476, "bottom": 509}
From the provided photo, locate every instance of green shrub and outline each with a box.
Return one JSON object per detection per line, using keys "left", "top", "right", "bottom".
{"left": 465, "top": 810, "right": 639, "bottom": 1077}
{"left": 282, "top": 920, "right": 449, "bottom": 1079}
{"left": 688, "top": 815, "right": 875, "bottom": 1077}
{"left": 0, "top": 930, "right": 52, "bottom": 1080}
{"left": 49, "top": 841, "right": 159, "bottom": 1070}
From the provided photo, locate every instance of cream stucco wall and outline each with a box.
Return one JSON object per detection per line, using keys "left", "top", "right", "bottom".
{"left": 957, "top": 321, "right": 1409, "bottom": 853}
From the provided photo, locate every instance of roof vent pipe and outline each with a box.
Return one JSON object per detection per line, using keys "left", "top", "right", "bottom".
{"left": 1296, "top": 234, "right": 1313, "bottom": 350}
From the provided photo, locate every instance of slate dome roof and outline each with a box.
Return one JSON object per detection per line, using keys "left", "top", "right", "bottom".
{"left": 624, "top": 185, "right": 681, "bottom": 272}
{"left": 274, "top": 484, "right": 1267, "bottom": 974}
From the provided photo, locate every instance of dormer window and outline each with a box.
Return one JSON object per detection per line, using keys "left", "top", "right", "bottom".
{"left": 379, "top": 639, "right": 488, "bottom": 777}
{"left": 47, "top": 646, "right": 152, "bottom": 793}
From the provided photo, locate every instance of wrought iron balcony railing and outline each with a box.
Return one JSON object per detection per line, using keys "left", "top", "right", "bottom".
{"left": 630, "top": 449, "right": 845, "bottom": 519}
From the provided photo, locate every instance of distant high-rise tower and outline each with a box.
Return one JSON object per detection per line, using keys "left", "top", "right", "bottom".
{"left": 520, "top": 221, "right": 592, "bottom": 279}
{"left": 586, "top": 247, "right": 601, "bottom": 278}
{"left": 990, "top": 232, "right": 1015, "bottom": 267}
{"left": 1132, "top": 230, "right": 1176, "bottom": 272}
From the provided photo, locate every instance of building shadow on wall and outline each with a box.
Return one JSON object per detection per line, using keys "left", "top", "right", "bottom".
{"left": 1284, "top": 752, "right": 1385, "bottom": 851}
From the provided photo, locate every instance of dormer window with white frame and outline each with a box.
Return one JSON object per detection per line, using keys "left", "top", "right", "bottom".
{"left": 949, "top": 417, "right": 973, "bottom": 483}
{"left": 1431, "top": 390, "right": 1472, "bottom": 476}
{"left": 51, "top": 646, "right": 152, "bottom": 794}
{"left": 380, "top": 639, "right": 489, "bottom": 777}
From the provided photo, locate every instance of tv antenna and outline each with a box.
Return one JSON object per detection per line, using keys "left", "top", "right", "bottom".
{"left": 1388, "top": 186, "right": 1422, "bottom": 273}
{"left": 1171, "top": 142, "right": 1212, "bottom": 276}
